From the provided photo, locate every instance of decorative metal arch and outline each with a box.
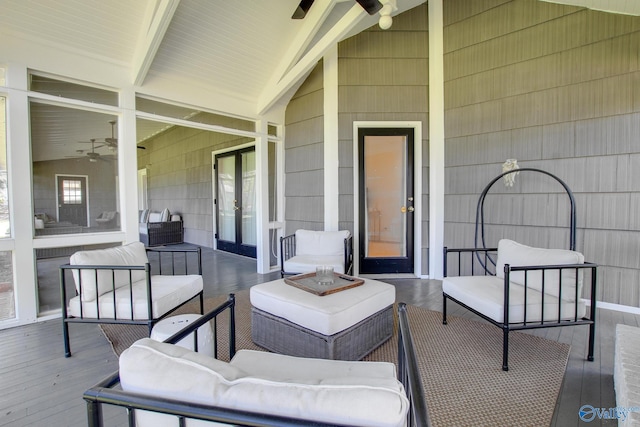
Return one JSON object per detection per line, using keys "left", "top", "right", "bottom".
{"left": 474, "top": 168, "right": 577, "bottom": 273}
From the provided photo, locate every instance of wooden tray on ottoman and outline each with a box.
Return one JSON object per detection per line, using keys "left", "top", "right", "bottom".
{"left": 284, "top": 272, "right": 364, "bottom": 296}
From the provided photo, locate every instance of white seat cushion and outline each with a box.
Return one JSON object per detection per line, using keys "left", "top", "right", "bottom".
{"left": 443, "top": 275, "right": 586, "bottom": 324}
{"left": 250, "top": 278, "right": 395, "bottom": 335}
{"left": 283, "top": 254, "right": 344, "bottom": 274}
{"left": 68, "top": 275, "right": 203, "bottom": 319}
{"left": 120, "top": 339, "right": 408, "bottom": 427}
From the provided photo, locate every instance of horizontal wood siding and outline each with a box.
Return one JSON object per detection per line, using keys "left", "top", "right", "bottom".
{"left": 443, "top": 0, "right": 640, "bottom": 307}
{"left": 138, "top": 126, "right": 252, "bottom": 247}
{"left": 338, "top": 4, "right": 430, "bottom": 273}
{"left": 284, "top": 62, "right": 325, "bottom": 235}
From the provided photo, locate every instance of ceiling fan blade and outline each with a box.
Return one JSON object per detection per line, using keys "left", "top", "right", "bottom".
{"left": 356, "top": 0, "right": 383, "bottom": 15}
{"left": 292, "top": 0, "right": 314, "bottom": 19}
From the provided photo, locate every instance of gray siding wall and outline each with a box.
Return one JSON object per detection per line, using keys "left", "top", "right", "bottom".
{"left": 338, "top": 4, "right": 430, "bottom": 272}
{"left": 137, "top": 126, "right": 251, "bottom": 247}
{"left": 443, "top": 0, "right": 640, "bottom": 307}
{"left": 33, "top": 158, "right": 117, "bottom": 228}
{"left": 284, "top": 61, "right": 325, "bottom": 235}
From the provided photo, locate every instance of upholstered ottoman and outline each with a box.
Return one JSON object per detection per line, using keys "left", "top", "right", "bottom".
{"left": 250, "top": 278, "right": 395, "bottom": 360}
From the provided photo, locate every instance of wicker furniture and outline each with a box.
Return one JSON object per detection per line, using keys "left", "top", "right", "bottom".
{"left": 250, "top": 277, "right": 394, "bottom": 360}
{"left": 139, "top": 210, "right": 184, "bottom": 246}
{"left": 280, "top": 229, "right": 353, "bottom": 277}
{"left": 614, "top": 324, "right": 640, "bottom": 426}
{"left": 83, "top": 296, "right": 429, "bottom": 427}
{"left": 60, "top": 242, "right": 203, "bottom": 357}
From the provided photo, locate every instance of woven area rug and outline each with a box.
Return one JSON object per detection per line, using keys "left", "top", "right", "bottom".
{"left": 101, "top": 290, "right": 570, "bottom": 427}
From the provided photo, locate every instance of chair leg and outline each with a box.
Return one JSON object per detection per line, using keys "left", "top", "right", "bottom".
{"left": 502, "top": 327, "right": 509, "bottom": 371}
{"left": 587, "top": 322, "right": 596, "bottom": 362}
{"left": 442, "top": 294, "right": 448, "bottom": 325}
{"left": 199, "top": 292, "right": 204, "bottom": 314}
{"left": 63, "top": 320, "right": 71, "bottom": 358}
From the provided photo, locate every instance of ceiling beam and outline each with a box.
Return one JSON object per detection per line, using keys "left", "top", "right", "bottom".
{"left": 257, "top": 2, "right": 368, "bottom": 115}
{"left": 132, "top": 0, "right": 181, "bottom": 86}
{"left": 271, "top": 0, "right": 335, "bottom": 84}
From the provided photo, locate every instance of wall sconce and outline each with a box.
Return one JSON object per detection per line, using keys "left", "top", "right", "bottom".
{"left": 378, "top": 0, "right": 397, "bottom": 30}
{"left": 502, "top": 159, "right": 520, "bottom": 187}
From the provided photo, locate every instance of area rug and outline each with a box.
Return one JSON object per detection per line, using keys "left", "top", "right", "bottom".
{"left": 101, "top": 290, "right": 570, "bottom": 427}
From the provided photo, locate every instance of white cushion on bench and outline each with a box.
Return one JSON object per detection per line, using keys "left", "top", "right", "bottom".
{"left": 250, "top": 278, "right": 395, "bottom": 335}
{"left": 615, "top": 324, "right": 640, "bottom": 427}
{"left": 120, "top": 338, "right": 409, "bottom": 427}
{"left": 68, "top": 274, "right": 203, "bottom": 319}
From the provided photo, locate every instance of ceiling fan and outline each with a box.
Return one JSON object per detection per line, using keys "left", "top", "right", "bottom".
{"left": 69, "top": 139, "right": 106, "bottom": 163}
{"left": 292, "top": 0, "right": 382, "bottom": 19}
{"left": 79, "top": 120, "right": 146, "bottom": 151}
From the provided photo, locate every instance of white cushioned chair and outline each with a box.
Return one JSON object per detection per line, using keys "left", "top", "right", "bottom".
{"left": 60, "top": 241, "right": 203, "bottom": 357}
{"left": 280, "top": 229, "right": 353, "bottom": 277}
{"left": 443, "top": 239, "right": 597, "bottom": 371}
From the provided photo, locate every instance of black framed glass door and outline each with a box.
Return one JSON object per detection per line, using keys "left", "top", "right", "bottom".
{"left": 215, "top": 147, "right": 257, "bottom": 258}
{"left": 358, "top": 128, "right": 414, "bottom": 274}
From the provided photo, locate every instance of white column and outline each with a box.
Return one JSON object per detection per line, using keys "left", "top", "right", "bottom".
{"left": 429, "top": 0, "right": 445, "bottom": 279}
{"left": 255, "top": 119, "right": 270, "bottom": 273}
{"left": 323, "top": 45, "right": 339, "bottom": 231}
{"left": 6, "top": 64, "right": 38, "bottom": 325}
{"left": 119, "top": 88, "right": 139, "bottom": 244}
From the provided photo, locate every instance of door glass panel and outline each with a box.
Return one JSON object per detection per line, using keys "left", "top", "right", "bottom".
{"left": 217, "top": 155, "right": 236, "bottom": 242}
{"left": 241, "top": 151, "right": 256, "bottom": 245}
{"left": 364, "top": 135, "right": 407, "bottom": 258}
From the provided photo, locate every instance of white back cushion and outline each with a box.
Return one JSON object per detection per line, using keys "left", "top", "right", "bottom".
{"left": 148, "top": 212, "right": 162, "bottom": 222}
{"left": 70, "top": 242, "right": 149, "bottom": 302}
{"left": 295, "top": 229, "right": 350, "bottom": 257}
{"left": 120, "top": 339, "right": 408, "bottom": 427}
{"left": 496, "top": 239, "right": 584, "bottom": 300}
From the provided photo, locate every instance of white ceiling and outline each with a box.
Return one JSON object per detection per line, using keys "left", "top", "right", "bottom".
{"left": 1, "top": 0, "right": 638, "bottom": 162}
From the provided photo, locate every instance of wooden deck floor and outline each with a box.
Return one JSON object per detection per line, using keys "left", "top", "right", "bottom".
{"left": 1, "top": 247, "right": 637, "bottom": 426}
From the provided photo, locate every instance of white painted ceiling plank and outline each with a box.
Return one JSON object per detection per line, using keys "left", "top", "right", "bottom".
{"left": 539, "top": 0, "right": 640, "bottom": 15}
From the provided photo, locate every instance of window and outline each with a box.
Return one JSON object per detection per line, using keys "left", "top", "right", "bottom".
{"left": 62, "top": 179, "right": 83, "bottom": 204}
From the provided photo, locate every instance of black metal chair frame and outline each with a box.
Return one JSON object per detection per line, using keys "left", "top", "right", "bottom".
{"left": 442, "top": 168, "right": 597, "bottom": 371}
{"left": 60, "top": 246, "right": 204, "bottom": 357}
{"left": 83, "top": 299, "right": 430, "bottom": 427}
{"left": 443, "top": 247, "right": 597, "bottom": 371}
{"left": 280, "top": 232, "right": 353, "bottom": 277}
